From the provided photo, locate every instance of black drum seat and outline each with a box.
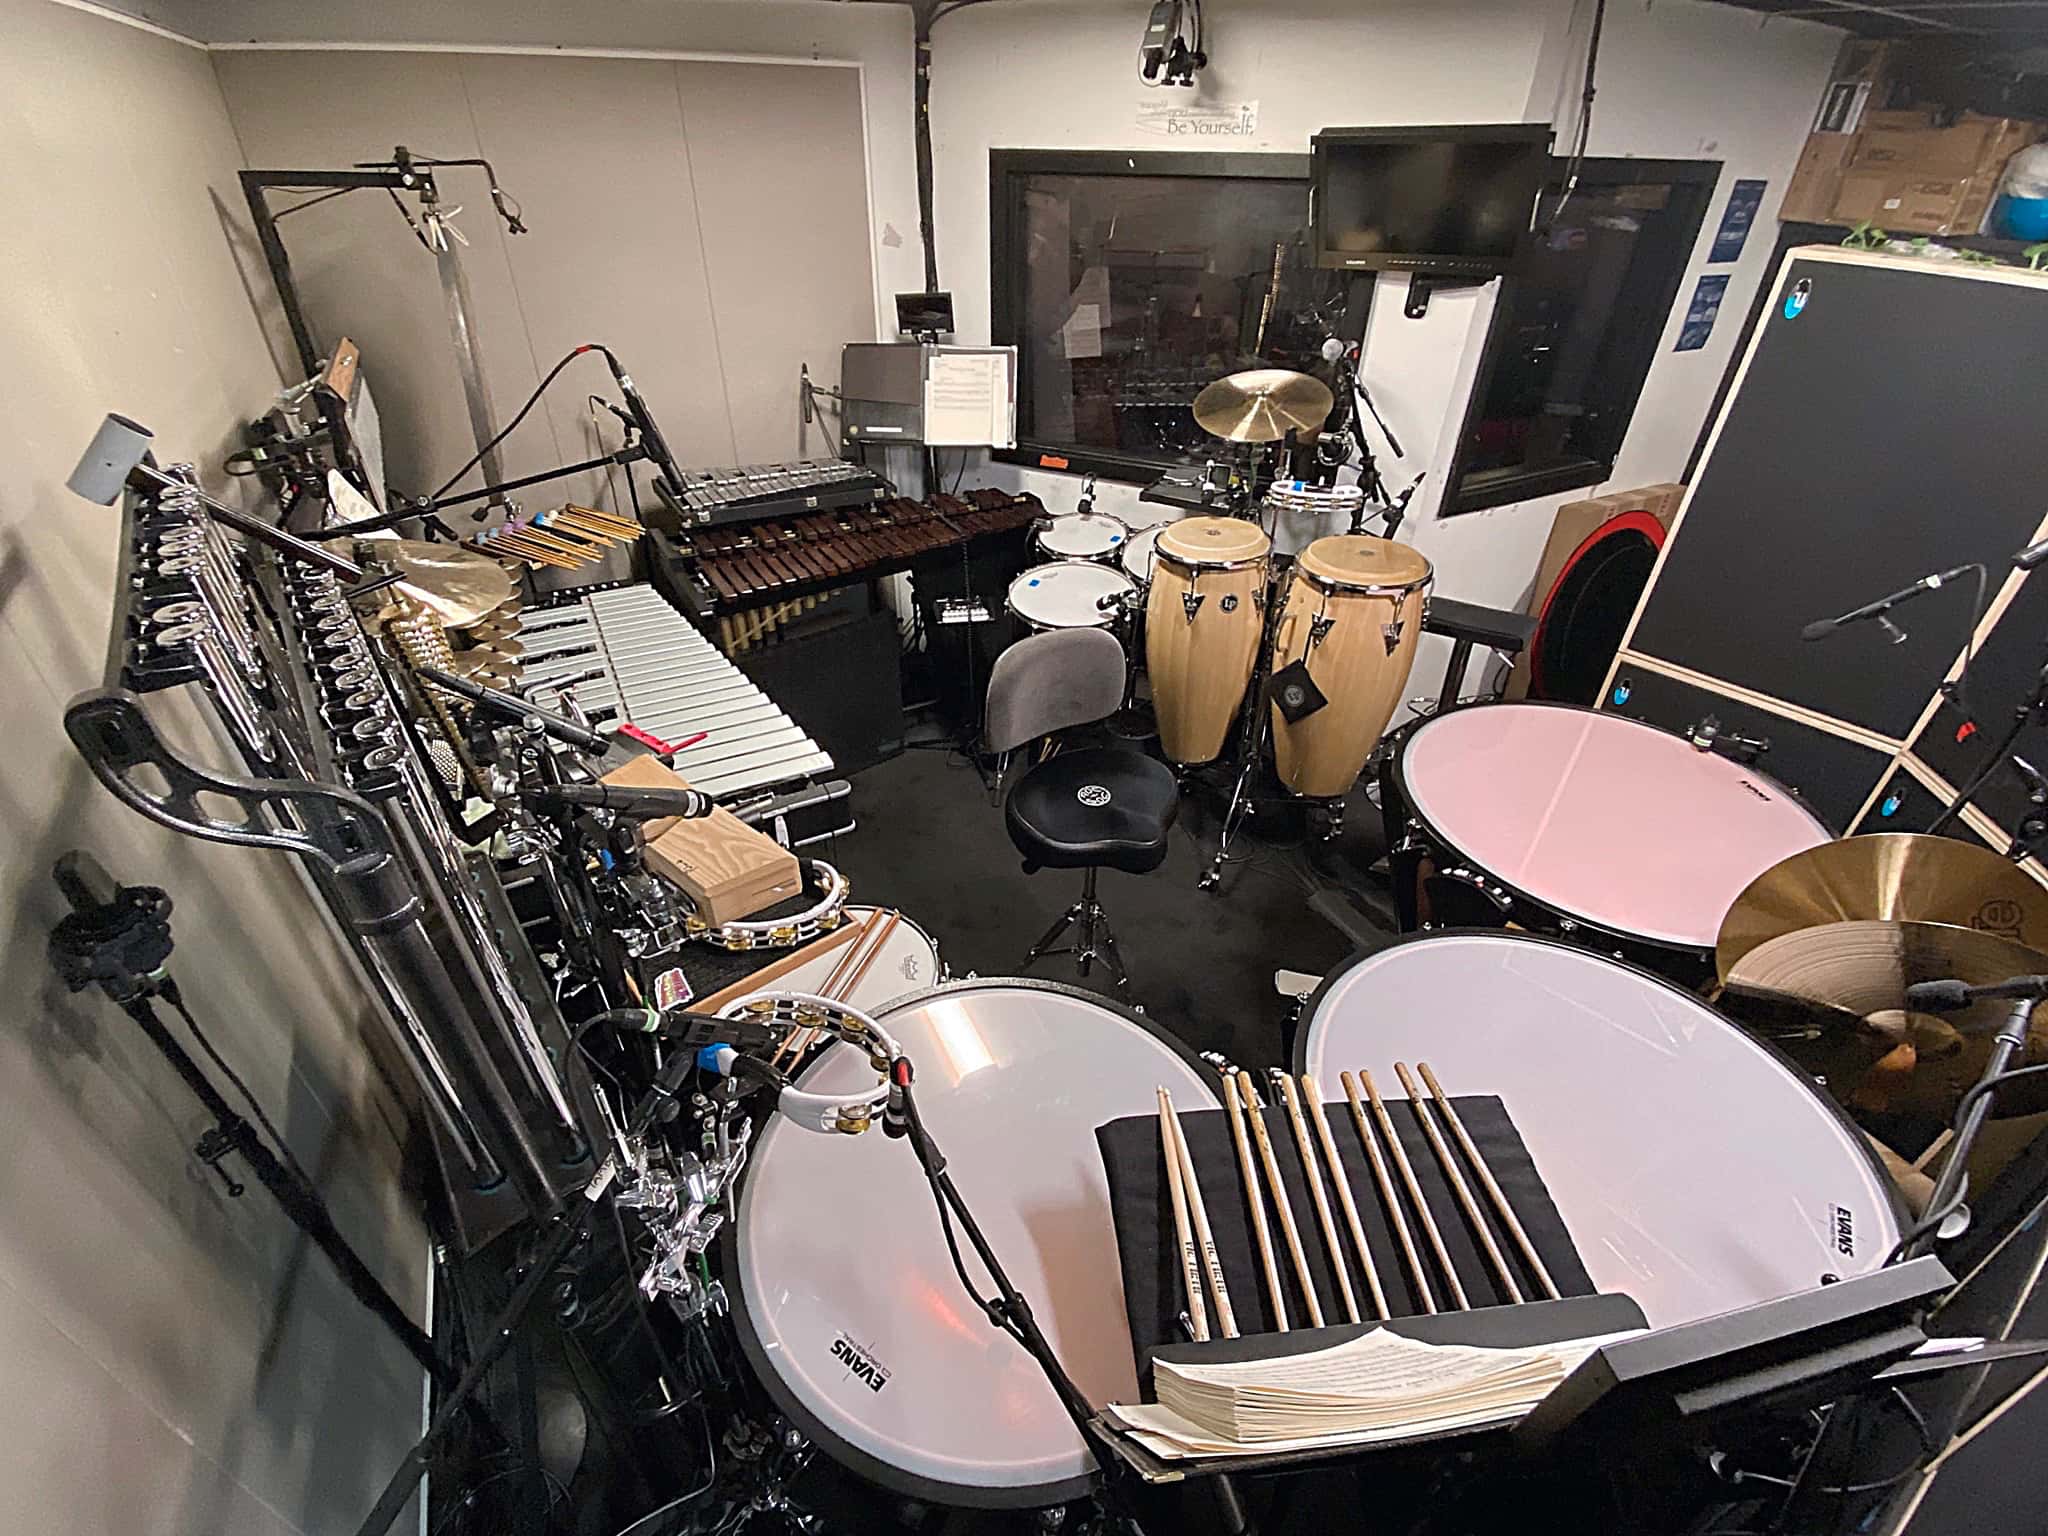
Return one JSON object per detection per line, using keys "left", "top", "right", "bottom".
{"left": 1004, "top": 746, "right": 1178, "bottom": 874}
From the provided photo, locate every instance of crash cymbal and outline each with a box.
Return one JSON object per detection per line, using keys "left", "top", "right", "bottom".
{"left": 362, "top": 538, "right": 515, "bottom": 628}
{"left": 1725, "top": 919, "right": 2048, "bottom": 1117}
{"left": 1717, "top": 832, "right": 2048, "bottom": 981}
{"left": 1192, "top": 368, "right": 1334, "bottom": 444}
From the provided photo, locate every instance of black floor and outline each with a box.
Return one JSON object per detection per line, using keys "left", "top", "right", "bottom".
{"left": 820, "top": 730, "right": 1399, "bottom": 1073}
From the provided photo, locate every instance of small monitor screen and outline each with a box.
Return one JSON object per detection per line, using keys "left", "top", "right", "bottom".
{"left": 1314, "top": 128, "right": 1550, "bottom": 272}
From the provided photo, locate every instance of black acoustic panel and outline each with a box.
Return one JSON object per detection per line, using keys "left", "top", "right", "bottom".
{"left": 1849, "top": 767, "right": 1996, "bottom": 850}
{"left": 1603, "top": 663, "right": 1881, "bottom": 833}
{"left": 1630, "top": 255, "right": 2048, "bottom": 740}
{"left": 1907, "top": 567, "right": 2048, "bottom": 848}
{"left": 737, "top": 608, "right": 904, "bottom": 776}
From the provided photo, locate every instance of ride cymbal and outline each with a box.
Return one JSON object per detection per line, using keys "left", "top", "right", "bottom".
{"left": 1192, "top": 369, "right": 1334, "bottom": 444}
{"left": 362, "top": 538, "right": 515, "bottom": 628}
{"left": 1724, "top": 919, "right": 2048, "bottom": 1117}
{"left": 1716, "top": 832, "right": 2048, "bottom": 981}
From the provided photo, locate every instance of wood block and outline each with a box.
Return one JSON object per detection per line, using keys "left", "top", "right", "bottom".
{"left": 602, "top": 755, "right": 802, "bottom": 925}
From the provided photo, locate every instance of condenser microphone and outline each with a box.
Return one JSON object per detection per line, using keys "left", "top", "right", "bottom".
{"left": 2014, "top": 536, "right": 2048, "bottom": 572}
{"left": 530, "top": 781, "right": 714, "bottom": 820}
{"left": 1800, "top": 566, "right": 1975, "bottom": 642}
{"left": 600, "top": 349, "right": 689, "bottom": 518}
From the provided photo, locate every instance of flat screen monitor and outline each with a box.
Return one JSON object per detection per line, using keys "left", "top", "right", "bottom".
{"left": 1311, "top": 124, "right": 1552, "bottom": 274}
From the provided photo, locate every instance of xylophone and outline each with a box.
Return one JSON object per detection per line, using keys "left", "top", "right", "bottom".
{"left": 649, "top": 488, "right": 1044, "bottom": 626}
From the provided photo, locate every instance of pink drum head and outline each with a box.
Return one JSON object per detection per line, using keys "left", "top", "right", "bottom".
{"left": 730, "top": 981, "right": 1218, "bottom": 1506}
{"left": 1297, "top": 933, "right": 1900, "bottom": 1328}
{"left": 1399, "top": 704, "right": 1832, "bottom": 949}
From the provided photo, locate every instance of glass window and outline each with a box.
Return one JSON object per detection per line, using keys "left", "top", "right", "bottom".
{"left": 1443, "top": 158, "right": 1721, "bottom": 514}
{"left": 992, "top": 152, "right": 1345, "bottom": 478}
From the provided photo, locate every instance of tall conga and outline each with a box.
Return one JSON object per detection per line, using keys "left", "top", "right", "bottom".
{"left": 1145, "top": 517, "right": 1271, "bottom": 766}
{"left": 1270, "top": 535, "right": 1431, "bottom": 798}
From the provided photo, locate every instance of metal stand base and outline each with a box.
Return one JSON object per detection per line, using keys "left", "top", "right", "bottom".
{"left": 1020, "top": 866, "right": 1130, "bottom": 991}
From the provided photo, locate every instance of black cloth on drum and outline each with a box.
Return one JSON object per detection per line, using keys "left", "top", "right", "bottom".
{"left": 1096, "top": 1098, "right": 1594, "bottom": 1371}
{"left": 1005, "top": 746, "right": 1178, "bottom": 873}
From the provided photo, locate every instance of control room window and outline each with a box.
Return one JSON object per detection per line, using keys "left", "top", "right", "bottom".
{"left": 990, "top": 149, "right": 1346, "bottom": 482}
{"left": 1440, "top": 156, "right": 1721, "bottom": 515}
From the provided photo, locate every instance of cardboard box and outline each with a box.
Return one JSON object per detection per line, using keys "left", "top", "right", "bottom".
{"left": 1850, "top": 114, "right": 2041, "bottom": 178}
{"left": 1830, "top": 171, "right": 2001, "bottom": 236}
{"left": 601, "top": 755, "right": 803, "bottom": 925}
{"left": 1812, "top": 38, "right": 1902, "bottom": 134}
{"left": 1781, "top": 132, "right": 1862, "bottom": 224}
{"left": 1505, "top": 484, "right": 1683, "bottom": 700}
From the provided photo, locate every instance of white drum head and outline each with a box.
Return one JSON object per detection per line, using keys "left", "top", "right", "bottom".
{"left": 1397, "top": 704, "right": 1833, "bottom": 950}
{"left": 730, "top": 981, "right": 1218, "bottom": 1505}
{"left": 1120, "top": 523, "right": 1166, "bottom": 586}
{"left": 734, "top": 909, "right": 939, "bottom": 1014}
{"left": 1037, "top": 512, "right": 1128, "bottom": 560}
{"left": 1297, "top": 933, "right": 1899, "bottom": 1329}
{"left": 1008, "top": 561, "right": 1135, "bottom": 630}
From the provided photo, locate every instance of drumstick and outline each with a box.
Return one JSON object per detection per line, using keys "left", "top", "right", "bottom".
{"left": 1342, "top": 1073, "right": 1435, "bottom": 1314}
{"left": 1223, "top": 1073, "right": 1288, "bottom": 1331}
{"left": 1163, "top": 1089, "right": 1237, "bottom": 1338}
{"left": 1158, "top": 1089, "right": 1209, "bottom": 1342}
{"left": 1396, "top": 1063, "right": 1522, "bottom": 1305}
{"left": 837, "top": 910, "right": 901, "bottom": 999}
{"left": 1361, "top": 1069, "right": 1469, "bottom": 1309}
{"left": 774, "top": 911, "right": 894, "bottom": 1067}
{"left": 696, "top": 921, "right": 860, "bottom": 1014}
{"left": 1418, "top": 1062, "right": 1560, "bottom": 1300}
{"left": 1272, "top": 1070, "right": 1360, "bottom": 1323}
{"left": 1238, "top": 1070, "right": 1324, "bottom": 1327}
{"left": 1302, "top": 1074, "right": 1388, "bottom": 1320}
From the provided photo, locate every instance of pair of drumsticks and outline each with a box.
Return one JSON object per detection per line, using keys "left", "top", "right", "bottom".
{"left": 766, "top": 910, "right": 902, "bottom": 1070}
{"left": 1162, "top": 1063, "right": 1560, "bottom": 1337}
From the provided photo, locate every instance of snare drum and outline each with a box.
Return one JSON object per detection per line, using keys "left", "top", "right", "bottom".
{"left": 1145, "top": 517, "right": 1271, "bottom": 766}
{"left": 736, "top": 907, "right": 941, "bottom": 1014}
{"left": 1119, "top": 522, "right": 1169, "bottom": 589}
{"left": 728, "top": 980, "right": 1219, "bottom": 1507}
{"left": 1007, "top": 560, "right": 1137, "bottom": 633}
{"left": 1296, "top": 932, "right": 1901, "bottom": 1329}
{"left": 1269, "top": 535, "right": 1432, "bottom": 798}
{"left": 1384, "top": 702, "right": 1835, "bottom": 976}
{"left": 1035, "top": 512, "right": 1129, "bottom": 564}
{"left": 1262, "top": 481, "right": 1366, "bottom": 559}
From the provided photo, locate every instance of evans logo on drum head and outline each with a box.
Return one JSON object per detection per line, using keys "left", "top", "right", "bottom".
{"left": 1076, "top": 784, "right": 1112, "bottom": 807}
{"left": 830, "top": 1333, "right": 892, "bottom": 1394}
{"left": 1830, "top": 1205, "right": 1856, "bottom": 1258}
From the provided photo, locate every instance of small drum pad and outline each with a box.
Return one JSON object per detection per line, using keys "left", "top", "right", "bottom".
{"left": 1270, "top": 659, "right": 1327, "bottom": 722}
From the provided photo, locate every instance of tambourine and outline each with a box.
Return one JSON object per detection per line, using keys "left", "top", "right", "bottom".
{"left": 685, "top": 858, "right": 851, "bottom": 951}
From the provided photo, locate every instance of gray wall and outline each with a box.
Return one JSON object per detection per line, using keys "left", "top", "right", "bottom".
{"left": 212, "top": 46, "right": 879, "bottom": 511}
{"left": 0, "top": 2, "right": 427, "bottom": 1530}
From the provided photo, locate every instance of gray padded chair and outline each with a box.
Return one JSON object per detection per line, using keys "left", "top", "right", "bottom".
{"left": 986, "top": 629, "right": 1179, "bottom": 991}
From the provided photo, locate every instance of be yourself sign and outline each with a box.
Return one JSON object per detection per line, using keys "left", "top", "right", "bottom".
{"left": 1134, "top": 99, "right": 1259, "bottom": 139}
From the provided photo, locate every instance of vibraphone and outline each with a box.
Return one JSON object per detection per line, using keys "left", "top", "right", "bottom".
{"left": 649, "top": 488, "right": 1045, "bottom": 650}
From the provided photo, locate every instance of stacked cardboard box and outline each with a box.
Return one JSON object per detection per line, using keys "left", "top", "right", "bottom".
{"left": 1780, "top": 39, "right": 2045, "bottom": 235}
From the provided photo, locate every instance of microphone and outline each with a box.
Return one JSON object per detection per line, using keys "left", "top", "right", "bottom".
{"left": 1320, "top": 336, "right": 1348, "bottom": 365}
{"left": 1800, "top": 566, "right": 1976, "bottom": 643}
{"left": 600, "top": 350, "right": 688, "bottom": 514}
{"left": 2015, "top": 537, "right": 2048, "bottom": 572}
{"left": 530, "top": 780, "right": 714, "bottom": 820}
{"left": 414, "top": 663, "right": 608, "bottom": 753}
{"left": 1905, "top": 978, "right": 1975, "bottom": 1012}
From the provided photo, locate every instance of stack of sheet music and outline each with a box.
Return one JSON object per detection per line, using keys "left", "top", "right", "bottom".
{"left": 1107, "top": 1326, "right": 1642, "bottom": 1459}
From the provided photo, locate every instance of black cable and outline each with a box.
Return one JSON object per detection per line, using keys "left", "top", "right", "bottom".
{"left": 1888, "top": 1061, "right": 2048, "bottom": 1259}
{"left": 431, "top": 345, "right": 610, "bottom": 500}
{"left": 272, "top": 185, "right": 360, "bottom": 220}
{"left": 1550, "top": 0, "right": 1609, "bottom": 223}
{"left": 163, "top": 987, "right": 318, "bottom": 1192}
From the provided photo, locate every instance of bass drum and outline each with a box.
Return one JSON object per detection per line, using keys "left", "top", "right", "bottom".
{"left": 1385, "top": 702, "right": 1834, "bottom": 977}
{"left": 728, "top": 980, "right": 1219, "bottom": 1508}
{"left": 1295, "top": 932, "right": 1902, "bottom": 1330}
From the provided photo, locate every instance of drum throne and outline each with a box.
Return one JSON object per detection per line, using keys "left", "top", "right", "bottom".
{"left": 985, "top": 629, "right": 1178, "bottom": 993}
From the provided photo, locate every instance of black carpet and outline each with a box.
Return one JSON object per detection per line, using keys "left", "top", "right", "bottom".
{"left": 820, "top": 731, "right": 1398, "bottom": 1074}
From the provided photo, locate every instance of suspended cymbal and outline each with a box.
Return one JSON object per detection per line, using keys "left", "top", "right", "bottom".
{"left": 1192, "top": 368, "right": 1334, "bottom": 444}
{"left": 362, "top": 538, "right": 515, "bottom": 628}
{"left": 1717, "top": 832, "right": 2048, "bottom": 981}
{"left": 1725, "top": 919, "right": 2048, "bottom": 1117}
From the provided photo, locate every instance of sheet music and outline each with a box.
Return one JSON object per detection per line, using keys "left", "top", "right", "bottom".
{"left": 923, "top": 347, "right": 1015, "bottom": 448}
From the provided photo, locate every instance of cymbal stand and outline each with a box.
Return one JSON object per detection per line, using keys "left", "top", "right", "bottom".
{"left": 1199, "top": 565, "right": 1286, "bottom": 892}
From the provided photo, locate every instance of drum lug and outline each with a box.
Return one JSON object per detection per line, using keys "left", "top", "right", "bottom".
{"left": 1382, "top": 618, "right": 1405, "bottom": 656}
{"left": 1309, "top": 614, "right": 1336, "bottom": 648}
{"left": 1181, "top": 590, "right": 1205, "bottom": 623}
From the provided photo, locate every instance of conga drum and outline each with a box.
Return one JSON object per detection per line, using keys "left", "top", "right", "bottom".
{"left": 1270, "top": 535, "right": 1431, "bottom": 798}
{"left": 1145, "top": 517, "right": 1271, "bottom": 766}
